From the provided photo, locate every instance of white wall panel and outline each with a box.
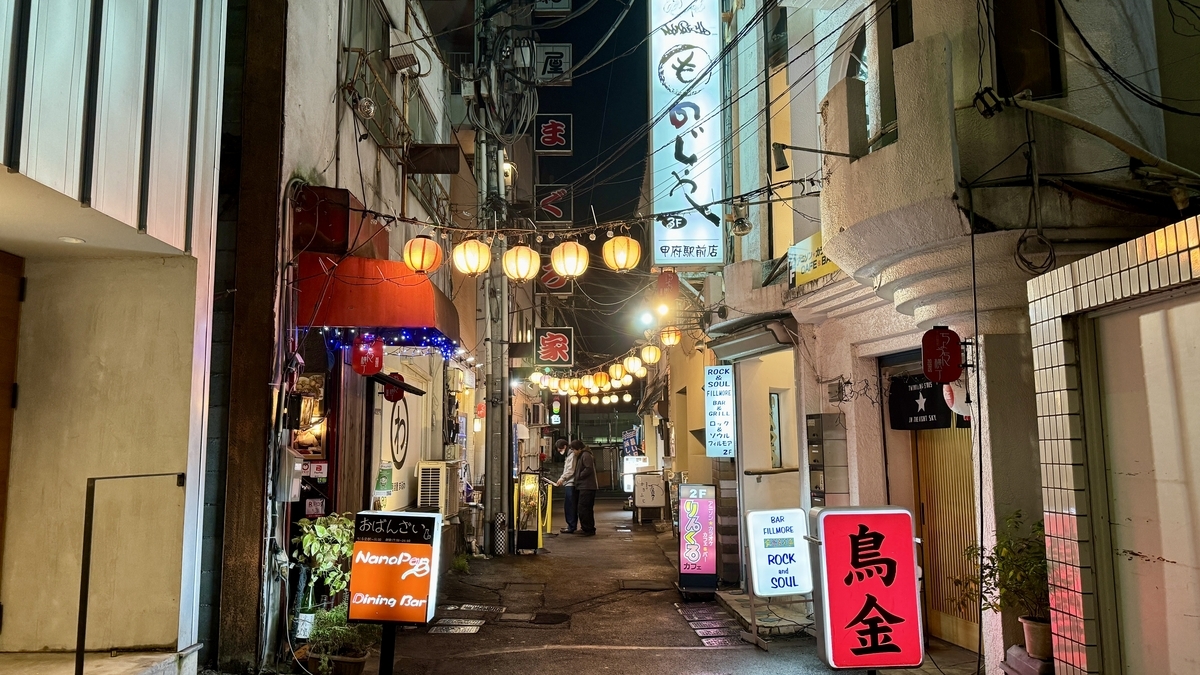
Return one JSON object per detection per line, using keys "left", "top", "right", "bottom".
{"left": 90, "top": 0, "right": 149, "bottom": 227}
{"left": 20, "top": 0, "right": 90, "bottom": 198}
{"left": 143, "top": 0, "right": 196, "bottom": 251}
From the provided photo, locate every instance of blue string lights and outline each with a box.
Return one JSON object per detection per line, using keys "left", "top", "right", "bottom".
{"left": 320, "top": 326, "right": 459, "bottom": 359}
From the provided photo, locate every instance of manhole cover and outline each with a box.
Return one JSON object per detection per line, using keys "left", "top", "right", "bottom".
{"left": 696, "top": 628, "right": 741, "bottom": 637}
{"left": 457, "top": 603, "right": 507, "bottom": 613}
{"left": 436, "top": 618, "right": 486, "bottom": 626}
{"left": 701, "top": 636, "right": 745, "bottom": 647}
{"left": 620, "top": 579, "right": 674, "bottom": 591}
{"left": 530, "top": 612, "right": 571, "bottom": 625}
{"left": 429, "top": 625, "right": 480, "bottom": 634}
{"left": 689, "top": 620, "right": 738, "bottom": 629}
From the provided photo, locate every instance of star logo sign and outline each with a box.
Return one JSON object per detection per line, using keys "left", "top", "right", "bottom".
{"left": 915, "top": 392, "right": 927, "bottom": 412}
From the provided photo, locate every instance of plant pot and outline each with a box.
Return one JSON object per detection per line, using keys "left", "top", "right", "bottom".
{"left": 307, "top": 653, "right": 369, "bottom": 675}
{"left": 1020, "top": 616, "right": 1053, "bottom": 661}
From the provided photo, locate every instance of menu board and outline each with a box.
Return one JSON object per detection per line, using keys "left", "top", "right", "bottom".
{"left": 348, "top": 511, "right": 442, "bottom": 624}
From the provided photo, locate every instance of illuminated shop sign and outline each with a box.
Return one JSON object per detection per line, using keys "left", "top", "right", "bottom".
{"left": 811, "top": 507, "right": 923, "bottom": 669}
{"left": 704, "top": 365, "right": 735, "bottom": 457}
{"left": 747, "top": 508, "right": 812, "bottom": 596}
{"left": 348, "top": 511, "right": 442, "bottom": 624}
{"left": 648, "top": 0, "right": 724, "bottom": 267}
{"left": 678, "top": 483, "right": 717, "bottom": 590}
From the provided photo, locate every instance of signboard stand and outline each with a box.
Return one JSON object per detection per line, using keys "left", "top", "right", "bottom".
{"left": 378, "top": 625, "right": 396, "bottom": 675}
{"left": 742, "top": 508, "right": 814, "bottom": 652}
{"left": 676, "top": 483, "right": 718, "bottom": 598}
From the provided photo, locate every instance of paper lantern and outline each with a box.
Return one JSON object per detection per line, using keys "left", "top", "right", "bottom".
{"left": 640, "top": 344, "right": 662, "bottom": 365}
{"left": 601, "top": 382, "right": 612, "bottom": 392}
{"left": 529, "top": 371, "right": 545, "bottom": 385}
{"left": 503, "top": 245, "right": 541, "bottom": 282}
{"left": 550, "top": 241, "right": 589, "bottom": 279}
{"left": 589, "top": 386, "right": 599, "bottom": 394}
{"left": 656, "top": 269, "right": 680, "bottom": 299}
{"left": 635, "top": 367, "right": 647, "bottom": 378}
{"left": 659, "top": 325, "right": 682, "bottom": 346}
{"left": 546, "top": 377, "right": 560, "bottom": 390}
{"left": 593, "top": 372, "right": 610, "bottom": 388}
{"left": 590, "top": 395, "right": 599, "bottom": 404}
{"left": 623, "top": 393, "right": 632, "bottom": 402}
{"left": 608, "top": 363, "right": 626, "bottom": 381}
{"left": 601, "top": 235, "right": 641, "bottom": 272}
{"left": 403, "top": 235, "right": 443, "bottom": 274}
{"left": 451, "top": 239, "right": 491, "bottom": 276}
{"left": 568, "top": 378, "right": 581, "bottom": 391}
{"left": 611, "top": 379, "right": 622, "bottom": 389}
{"left": 601, "top": 395, "right": 610, "bottom": 405}
{"left": 570, "top": 395, "right": 579, "bottom": 405}
{"left": 623, "top": 356, "right": 642, "bottom": 373}
{"left": 582, "top": 374, "right": 595, "bottom": 390}
{"left": 621, "top": 374, "right": 633, "bottom": 386}
{"left": 351, "top": 334, "right": 384, "bottom": 376}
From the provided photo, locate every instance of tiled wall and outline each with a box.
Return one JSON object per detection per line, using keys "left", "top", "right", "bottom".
{"left": 1027, "top": 216, "right": 1200, "bottom": 674}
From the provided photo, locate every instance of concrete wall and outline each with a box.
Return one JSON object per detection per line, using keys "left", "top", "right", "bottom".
{"left": 736, "top": 349, "right": 802, "bottom": 512}
{"left": 2, "top": 256, "right": 198, "bottom": 651}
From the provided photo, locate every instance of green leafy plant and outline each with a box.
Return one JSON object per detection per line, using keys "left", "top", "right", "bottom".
{"left": 953, "top": 510, "right": 1050, "bottom": 620}
{"left": 292, "top": 513, "right": 356, "bottom": 596}
{"left": 307, "top": 603, "right": 381, "bottom": 673}
{"left": 451, "top": 553, "right": 470, "bottom": 574}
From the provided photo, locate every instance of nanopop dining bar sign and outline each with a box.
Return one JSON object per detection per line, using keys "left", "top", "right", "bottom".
{"left": 648, "top": 0, "right": 725, "bottom": 267}
{"left": 348, "top": 511, "right": 442, "bottom": 624}
{"left": 809, "top": 507, "right": 923, "bottom": 669}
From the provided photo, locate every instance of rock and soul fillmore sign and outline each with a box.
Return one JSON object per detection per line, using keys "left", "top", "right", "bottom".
{"left": 649, "top": 0, "right": 724, "bottom": 267}
{"left": 533, "top": 327, "right": 575, "bottom": 367}
{"left": 747, "top": 509, "right": 813, "bottom": 597}
{"left": 704, "top": 365, "right": 735, "bottom": 457}
{"left": 348, "top": 511, "right": 442, "bottom": 624}
{"left": 811, "top": 507, "right": 923, "bottom": 669}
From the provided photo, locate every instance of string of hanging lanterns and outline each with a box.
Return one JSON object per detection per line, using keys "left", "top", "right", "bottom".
{"left": 431, "top": 231, "right": 643, "bottom": 281}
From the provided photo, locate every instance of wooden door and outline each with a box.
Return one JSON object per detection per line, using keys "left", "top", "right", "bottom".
{"left": 0, "top": 251, "right": 23, "bottom": 589}
{"left": 915, "top": 426, "right": 979, "bottom": 651}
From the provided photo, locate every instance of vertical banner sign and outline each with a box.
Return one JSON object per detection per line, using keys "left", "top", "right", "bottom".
{"left": 811, "top": 507, "right": 923, "bottom": 669}
{"left": 348, "top": 511, "right": 443, "bottom": 624}
{"left": 535, "top": 114, "right": 573, "bottom": 155}
{"left": 534, "top": 184, "right": 573, "bottom": 222}
{"left": 747, "top": 509, "right": 813, "bottom": 596}
{"left": 621, "top": 428, "right": 640, "bottom": 456}
{"left": 678, "top": 484, "right": 718, "bottom": 590}
{"left": 534, "top": 44, "right": 572, "bottom": 85}
{"left": 533, "top": 327, "right": 575, "bottom": 367}
{"left": 704, "top": 365, "right": 736, "bottom": 457}
{"left": 649, "top": 0, "right": 724, "bottom": 266}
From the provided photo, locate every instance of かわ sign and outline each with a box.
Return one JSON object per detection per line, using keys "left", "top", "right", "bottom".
{"left": 811, "top": 507, "right": 923, "bottom": 669}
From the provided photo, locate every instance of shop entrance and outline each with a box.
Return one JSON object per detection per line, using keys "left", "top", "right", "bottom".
{"left": 914, "top": 426, "right": 979, "bottom": 651}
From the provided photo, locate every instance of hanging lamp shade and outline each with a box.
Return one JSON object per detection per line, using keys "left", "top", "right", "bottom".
{"left": 635, "top": 366, "right": 648, "bottom": 378}
{"left": 529, "top": 372, "right": 545, "bottom": 385}
{"left": 570, "top": 395, "right": 579, "bottom": 405}
{"left": 593, "top": 371, "right": 610, "bottom": 388}
{"left": 546, "top": 376, "right": 560, "bottom": 390}
{"left": 582, "top": 374, "right": 595, "bottom": 390}
{"left": 608, "top": 363, "right": 626, "bottom": 381}
{"left": 451, "top": 239, "right": 491, "bottom": 276}
{"left": 550, "top": 241, "right": 589, "bottom": 279}
{"left": 403, "top": 235, "right": 443, "bottom": 274}
{"left": 656, "top": 269, "right": 680, "bottom": 300}
{"left": 502, "top": 245, "right": 541, "bottom": 281}
{"left": 640, "top": 344, "right": 662, "bottom": 364}
{"left": 660, "top": 325, "right": 682, "bottom": 346}
{"left": 623, "top": 393, "right": 632, "bottom": 402}
{"left": 568, "top": 378, "right": 581, "bottom": 391}
{"left": 621, "top": 373, "right": 633, "bottom": 386}
{"left": 588, "top": 386, "right": 599, "bottom": 394}
{"left": 601, "top": 235, "right": 641, "bottom": 272}
{"left": 623, "top": 356, "right": 642, "bottom": 373}
{"left": 611, "top": 378, "right": 622, "bottom": 389}
{"left": 590, "top": 395, "right": 599, "bottom": 404}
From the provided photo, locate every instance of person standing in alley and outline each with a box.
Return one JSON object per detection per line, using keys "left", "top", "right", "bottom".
{"left": 554, "top": 439, "right": 578, "bottom": 534}
{"left": 571, "top": 440, "right": 598, "bottom": 536}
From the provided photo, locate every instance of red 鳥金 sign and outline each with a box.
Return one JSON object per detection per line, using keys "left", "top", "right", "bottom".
{"left": 816, "top": 508, "right": 923, "bottom": 669}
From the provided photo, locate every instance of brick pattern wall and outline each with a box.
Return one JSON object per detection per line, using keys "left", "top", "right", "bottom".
{"left": 1027, "top": 217, "right": 1200, "bottom": 674}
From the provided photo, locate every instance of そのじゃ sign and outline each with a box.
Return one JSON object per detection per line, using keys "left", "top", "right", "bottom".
{"left": 810, "top": 507, "right": 923, "bottom": 669}
{"left": 348, "top": 511, "right": 442, "bottom": 624}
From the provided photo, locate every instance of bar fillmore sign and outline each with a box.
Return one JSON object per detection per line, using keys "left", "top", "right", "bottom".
{"left": 348, "top": 511, "right": 442, "bottom": 624}
{"left": 648, "top": 0, "right": 724, "bottom": 266}
{"left": 704, "top": 365, "right": 735, "bottom": 457}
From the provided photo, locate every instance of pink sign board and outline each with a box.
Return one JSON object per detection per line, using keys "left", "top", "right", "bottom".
{"left": 679, "top": 485, "right": 717, "bottom": 576}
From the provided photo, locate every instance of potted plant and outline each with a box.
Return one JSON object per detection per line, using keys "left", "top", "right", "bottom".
{"left": 292, "top": 513, "right": 356, "bottom": 638}
{"left": 305, "top": 603, "right": 381, "bottom": 675}
{"left": 953, "top": 511, "right": 1052, "bottom": 660}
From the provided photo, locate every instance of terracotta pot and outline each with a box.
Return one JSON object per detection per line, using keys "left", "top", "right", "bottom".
{"left": 1020, "top": 616, "right": 1053, "bottom": 661}
{"left": 307, "top": 653, "right": 369, "bottom": 675}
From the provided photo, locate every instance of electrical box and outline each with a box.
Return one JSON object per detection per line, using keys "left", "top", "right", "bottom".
{"left": 276, "top": 450, "right": 306, "bottom": 502}
{"left": 806, "top": 413, "right": 845, "bottom": 507}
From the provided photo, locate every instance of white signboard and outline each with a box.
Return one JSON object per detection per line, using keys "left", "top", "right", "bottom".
{"left": 534, "top": 43, "right": 572, "bottom": 85}
{"left": 634, "top": 473, "right": 667, "bottom": 507}
{"left": 704, "top": 365, "right": 736, "bottom": 457}
{"left": 622, "top": 455, "right": 650, "bottom": 492}
{"left": 747, "top": 509, "right": 813, "bottom": 596}
{"left": 649, "top": 0, "right": 724, "bottom": 267}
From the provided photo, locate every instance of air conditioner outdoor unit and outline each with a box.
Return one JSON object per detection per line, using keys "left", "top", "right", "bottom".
{"left": 531, "top": 403, "right": 546, "bottom": 425}
{"left": 417, "top": 460, "right": 462, "bottom": 516}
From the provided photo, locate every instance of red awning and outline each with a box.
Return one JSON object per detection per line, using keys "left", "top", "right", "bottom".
{"left": 296, "top": 253, "right": 460, "bottom": 344}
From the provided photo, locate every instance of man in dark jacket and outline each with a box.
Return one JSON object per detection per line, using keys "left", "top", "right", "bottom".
{"left": 570, "top": 440, "right": 598, "bottom": 536}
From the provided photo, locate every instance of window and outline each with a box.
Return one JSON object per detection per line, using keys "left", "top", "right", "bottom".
{"left": 993, "top": 0, "right": 1064, "bottom": 99}
{"left": 345, "top": 1, "right": 404, "bottom": 159}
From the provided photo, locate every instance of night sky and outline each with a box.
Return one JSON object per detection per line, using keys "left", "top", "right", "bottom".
{"left": 535, "top": 0, "right": 653, "bottom": 364}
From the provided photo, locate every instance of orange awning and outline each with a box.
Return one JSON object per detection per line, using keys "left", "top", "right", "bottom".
{"left": 296, "top": 253, "right": 460, "bottom": 345}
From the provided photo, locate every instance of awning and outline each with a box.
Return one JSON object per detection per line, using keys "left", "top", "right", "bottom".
{"left": 708, "top": 315, "right": 797, "bottom": 362}
{"left": 296, "top": 253, "right": 461, "bottom": 345}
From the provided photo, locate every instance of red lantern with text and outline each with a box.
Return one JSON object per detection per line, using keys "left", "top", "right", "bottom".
{"left": 921, "top": 326, "right": 962, "bottom": 384}
{"left": 383, "top": 372, "right": 405, "bottom": 402}
{"left": 351, "top": 334, "right": 384, "bottom": 376}
{"left": 814, "top": 507, "right": 922, "bottom": 669}
{"left": 656, "top": 269, "right": 680, "bottom": 301}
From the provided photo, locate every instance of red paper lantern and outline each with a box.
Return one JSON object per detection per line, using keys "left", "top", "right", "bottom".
{"left": 656, "top": 269, "right": 680, "bottom": 300}
{"left": 921, "top": 326, "right": 962, "bottom": 384}
{"left": 383, "top": 372, "right": 405, "bottom": 402}
{"left": 351, "top": 334, "right": 384, "bottom": 376}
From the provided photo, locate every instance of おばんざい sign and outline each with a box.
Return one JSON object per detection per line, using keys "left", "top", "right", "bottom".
{"left": 811, "top": 507, "right": 922, "bottom": 669}
{"left": 348, "top": 511, "right": 442, "bottom": 624}
{"left": 678, "top": 484, "right": 717, "bottom": 591}
{"left": 747, "top": 509, "right": 812, "bottom": 597}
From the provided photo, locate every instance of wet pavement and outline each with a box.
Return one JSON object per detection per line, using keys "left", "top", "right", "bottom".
{"left": 369, "top": 497, "right": 977, "bottom": 675}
